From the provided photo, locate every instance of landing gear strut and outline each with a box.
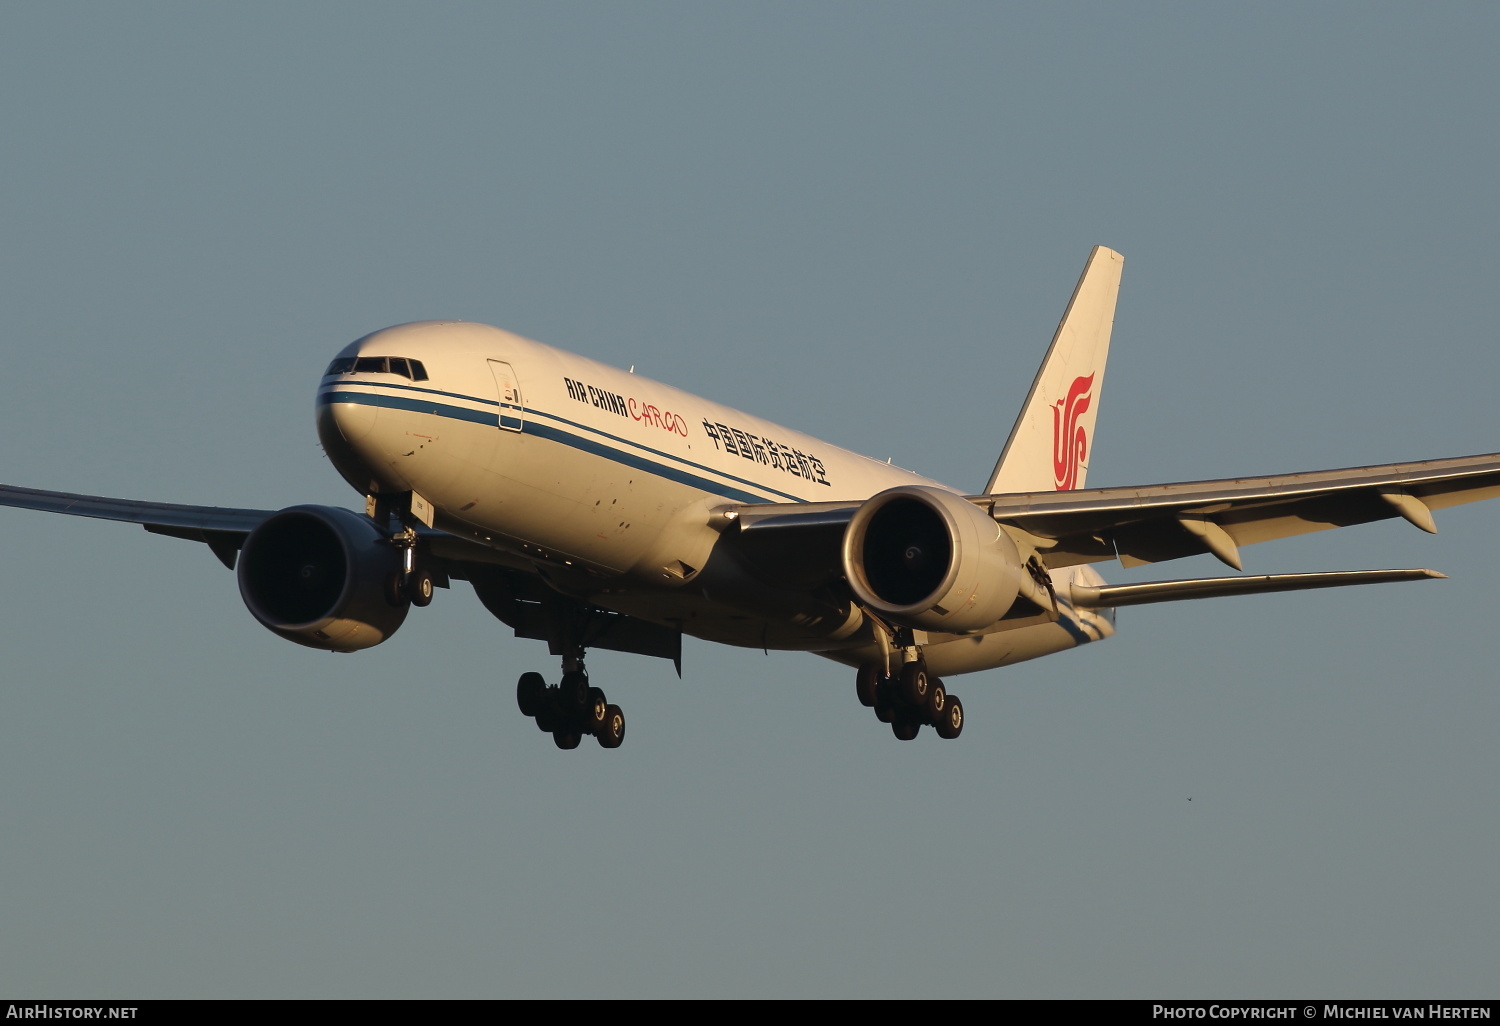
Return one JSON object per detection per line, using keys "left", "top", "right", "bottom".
{"left": 370, "top": 492, "right": 438, "bottom": 609}
{"left": 856, "top": 655, "right": 964, "bottom": 741}
{"left": 390, "top": 525, "right": 436, "bottom": 607}
{"left": 515, "top": 659, "right": 626, "bottom": 750}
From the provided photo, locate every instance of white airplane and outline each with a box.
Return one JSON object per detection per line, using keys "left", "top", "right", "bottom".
{"left": 5, "top": 246, "right": 1498, "bottom": 749}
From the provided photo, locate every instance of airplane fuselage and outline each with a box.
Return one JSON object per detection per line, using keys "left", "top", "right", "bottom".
{"left": 315, "top": 320, "right": 1113, "bottom": 676}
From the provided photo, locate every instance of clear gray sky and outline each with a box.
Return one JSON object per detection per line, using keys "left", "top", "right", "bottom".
{"left": 1, "top": 3, "right": 1496, "bottom": 998}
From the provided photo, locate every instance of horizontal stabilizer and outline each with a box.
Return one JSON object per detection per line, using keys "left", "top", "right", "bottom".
{"left": 1068, "top": 568, "right": 1444, "bottom": 609}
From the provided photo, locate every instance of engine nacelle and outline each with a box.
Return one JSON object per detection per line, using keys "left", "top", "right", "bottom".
{"left": 841, "top": 485, "right": 1025, "bottom": 634}
{"left": 237, "top": 505, "right": 408, "bottom": 652}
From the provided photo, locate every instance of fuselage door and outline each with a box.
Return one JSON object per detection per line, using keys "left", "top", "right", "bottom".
{"left": 488, "top": 360, "right": 523, "bottom": 431}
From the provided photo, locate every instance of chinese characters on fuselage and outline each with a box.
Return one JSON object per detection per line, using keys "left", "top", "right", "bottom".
{"left": 701, "top": 420, "right": 831, "bottom": 487}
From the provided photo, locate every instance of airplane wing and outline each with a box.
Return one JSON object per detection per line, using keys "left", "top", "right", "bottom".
{"left": 0, "top": 483, "right": 272, "bottom": 532}
{"left": 0, "top": 482, "right": 507, "bottom": 574}
{"left": 726, "top": 451, "right": 1500, "bottom": 571}
{"left": 0, "top": 482, "right": 683, "bottom": 664}
{"left": 0, "top": 483, "right": 274, "bottom": 568}
{"left": 979, "top": 451, "right": 1500, "bottom": 569}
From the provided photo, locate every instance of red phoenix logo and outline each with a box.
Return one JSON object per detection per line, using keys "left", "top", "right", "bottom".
{"left": 1051, "top": 373, "right": 1094, "bottom": 491}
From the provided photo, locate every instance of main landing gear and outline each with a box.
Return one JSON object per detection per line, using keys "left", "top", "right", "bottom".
{"left": 856, "top": 660, "right": 964, "bottom": 741}
{"left": 515, "top": 663, "right": 626, "bottom": 750}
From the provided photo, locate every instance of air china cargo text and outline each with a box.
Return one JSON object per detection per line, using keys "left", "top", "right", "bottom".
{"left": 563, "top": 376, "right": 689, "bottom": 437}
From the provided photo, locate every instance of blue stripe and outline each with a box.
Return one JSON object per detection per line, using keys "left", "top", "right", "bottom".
{"left": 324, "top": 377, "right": 500, "bottom": 406}
{"left": 321, "top": 389, "right": 778, "bottom": 504}
{"left": 1054, "top": 612, "right": 1094, "bottom": 646}
{"left": 323, "top": 380, "right": 810, "bottom": 503}
{"left": 321, "top": 390, "right": 498, "bottom": 426}
{"left": 522, "top": 421, "right": 772, "bottom": 503}
{"left": 526, "top": 408, "right": 807, "bottom": 503}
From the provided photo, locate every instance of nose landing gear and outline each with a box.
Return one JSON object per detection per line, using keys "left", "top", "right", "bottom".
{"left": 370, "top": 491, "right": 438, "bottom": 608}
{"left": 386, "top": 562, "right": 435, "bottom": 607}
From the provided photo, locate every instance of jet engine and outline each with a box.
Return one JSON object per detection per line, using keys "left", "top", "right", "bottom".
{"left": 237, "top": 505, "right": 408, "bottom": 651}
{"left": 841, "top": 485, "right": 1025, "bottom": 634}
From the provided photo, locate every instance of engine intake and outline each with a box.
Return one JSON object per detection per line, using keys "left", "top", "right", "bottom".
{"left": 842, "top": 486, "right": 1025, "bottom": 634}
{"left": 237, "top": 505, "right": 408, "bottom": 651}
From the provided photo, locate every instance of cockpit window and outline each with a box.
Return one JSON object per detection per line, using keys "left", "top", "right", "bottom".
{"left": 325, "top": 356, "right": 431, "bottom": 381}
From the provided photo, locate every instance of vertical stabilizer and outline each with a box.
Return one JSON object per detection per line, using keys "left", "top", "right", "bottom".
{"left": 983, "top": 246, "right": 1123, "bottom": 494}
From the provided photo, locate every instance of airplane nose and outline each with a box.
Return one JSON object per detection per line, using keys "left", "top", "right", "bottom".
{"left": 317, "top": 394, "right": 390, "bottom": 494}
{"left": 321, "top": 394, "right": 378, "bottom": 444}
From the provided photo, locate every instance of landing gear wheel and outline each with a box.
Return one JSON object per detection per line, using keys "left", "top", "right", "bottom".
{"left": 855, "top": 665, "right": 881, "bottom": 708}
{"left": 935, "top": 695, "right": 964, "bottom": 740}
{"left": 582, "top": 687, "right": 608, "bottom": 734}
{"left": 535, "top": 691, "right": 560, "bottom": 733}
{"left": 407, "top": 569, "right": 434, "bottom": 607}
{"left": 516, "top": 672, "right": 547, "bottom": 717}
{"left": 560, "top": 671, "right": 590, "bottom": 714}
{"left": 596, "top": 704, "right": 625, "bottom": 749}
{"left": 385, "top": 570, "right": 408, "bottom": 608}
{"left": 892, "top": 715, "right": 921, "bottom": 741}
{"left": 553, "top": 730, "right": 582, "bottom": 750}
{"left": 924, "top": 679, "right": 947, "bottom": 725}
{"left": 874, "top": 700, "right": 895, "bottom": 724}
{"left": 900, "top": 662, "right": 930, "bottom": 707}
